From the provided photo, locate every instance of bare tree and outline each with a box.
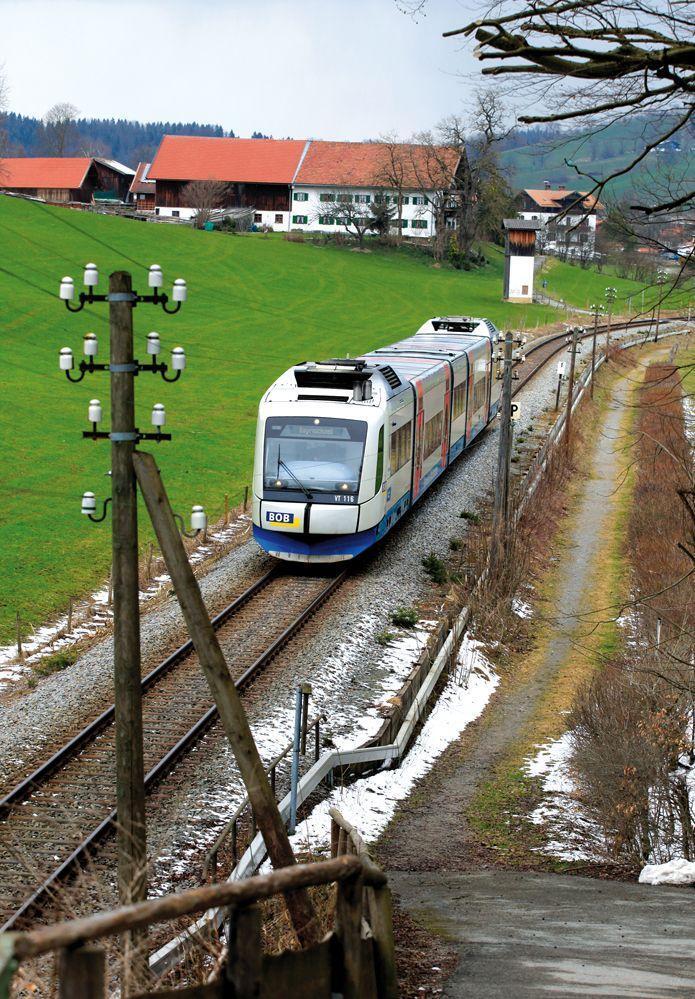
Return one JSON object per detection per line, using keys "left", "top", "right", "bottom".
{"left": 181, "top": 179, "right": 231, "bottom": 228}
{"left": 373, "top": 133, "right": 410, "bottom": 240}
{"left": 406, "top": 134, "right": 460, "bottom": 261}
{"left": 443, "top": 2, "right": 694, "bottom": 220}
{"left": 439, "top": 91, "right": 515, "bottom": 262}
{"left": 43, "top": 102, "right": 80, "bottom": 156}
{"left": 313, "top": 193, "right": 377, "bottom": 247}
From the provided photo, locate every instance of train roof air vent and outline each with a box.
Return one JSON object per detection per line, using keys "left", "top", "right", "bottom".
{"left": 379, "top": 364, "right": 402, "bottom": 389}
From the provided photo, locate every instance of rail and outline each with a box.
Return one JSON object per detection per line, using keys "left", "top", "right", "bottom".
{"left": 0, "top": 568, "right": 348, "bottom": 932}
{"left": 0, "top": 850, "right": 395, "bottom": 999}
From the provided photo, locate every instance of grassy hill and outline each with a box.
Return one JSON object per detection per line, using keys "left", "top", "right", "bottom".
{"left": 0, "top": 195, "right": 672, "bottom": 644}
{"left": 500, "top": 116, "right": 694, "bottom": 199}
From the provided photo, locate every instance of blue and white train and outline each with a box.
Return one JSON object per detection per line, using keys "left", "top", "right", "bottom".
{"left": 252, "top": 317, "right": 502, "bottom": 563}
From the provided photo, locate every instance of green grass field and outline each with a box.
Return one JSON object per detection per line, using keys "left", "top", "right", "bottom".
{"left": 0, "top": 195, "right": 681, "bottom": 643}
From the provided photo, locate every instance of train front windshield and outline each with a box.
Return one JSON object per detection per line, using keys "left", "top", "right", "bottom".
{"left": 264, "top": 416, "right": 368, "bottom": 495}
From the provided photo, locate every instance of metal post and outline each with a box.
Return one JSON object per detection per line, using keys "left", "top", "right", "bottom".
{"left": 554, "top": 368, "right": 563, "bottom": 412}
{"left": 300, "top": 682, "right": 311, "bottom": 755}
{"left": 564, "top": 327, "right": 581, "bottom": 455}
{"left": 109, "top": 271, "right": 147, "bottom": 992}
{"left": 490, "top": 332, "right": 514, "bottom": 575}
{"left": 315, "top": 718, "right": 321, "bottom": 763}
{"left": 656, "top": 617, "right": 662, "bottom": 648}
{"left": 590, "top": 310, "right": 598, "bottom": 400}
{"left": 289, "top": 686, "right": 303, "bottom": 835}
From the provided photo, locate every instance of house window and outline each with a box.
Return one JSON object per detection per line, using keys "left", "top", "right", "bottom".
{"left": 292, "top": 215, "right": 308, "bottom": 224}
{"left": 318, "top": 215, "right": 335, "bottom": 225}
{"left": 402, "top": 196, "right": 410, "bottom": 205}
{"left": 275, "top": 213, "right": 283, "bottom": 223}
{"left": 336, "top": 193, "right": 352, "bottom": 203}
{"left": 521, "top": 285, "right": 529, "bottom": 296}
{"left": 319, "top": 192, "right": 335, "bottom": 202}
{"left": 452, "top": 382, "right": 466, "bottom": 420}
{"left": 172, "top": 210, "right": 180, "bottom": 218}
{"left": 293, "top": 191, "right": 309, "bottom": 202}
{"left": 411, "top": 219, "right": 428, "bottom": 229}
{"left": 390, "top": 422, "right": 412, "bottom": 476}
{"left": 391, "top": 219, "right": 408, "bottom": 228}
{"left": 155, "top": 208, "right": 160, "bottom": 216}
{"left": 423, "top": 411, "right": 444, "bottom": 459}
{"left": 411, "top": 195, "right": 425, "bottom": 206}
{"left": 254, "top": 213, "right": 262, "bottom": 223}
{"left": 354, "top": 194, "right": 371, "bottom": 204}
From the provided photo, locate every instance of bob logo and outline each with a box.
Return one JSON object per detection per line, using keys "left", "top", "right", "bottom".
{"left": 266, "top": 511, "right": 296, "bottom": 526}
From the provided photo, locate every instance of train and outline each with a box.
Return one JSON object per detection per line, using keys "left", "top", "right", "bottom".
{"left": 252, "top": 316, "right": 503, "bottom": 563}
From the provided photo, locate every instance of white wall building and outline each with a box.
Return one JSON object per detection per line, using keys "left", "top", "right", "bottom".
{"left": 517, "top": 185, "right": 602, "bottom": 259}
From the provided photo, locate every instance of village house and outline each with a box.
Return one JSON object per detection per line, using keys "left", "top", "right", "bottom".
{"left": 128, "top": 161, "right": 156, "bottom": 211}
{"left": 147, "top": 135, "right": 460, "bottom": 237}
{"left": 0, "top": 156, "right": 134, "bottom": 204}
{"left": 517, "top": 182, "right": 603, "bottom": 258}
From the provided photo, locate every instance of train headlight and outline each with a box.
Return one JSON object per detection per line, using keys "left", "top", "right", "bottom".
{"left": 339, "top": 483, "right": 349, "bottom": 491}
{"left": 274, "top": 479, "right": 283, "bottom": 488}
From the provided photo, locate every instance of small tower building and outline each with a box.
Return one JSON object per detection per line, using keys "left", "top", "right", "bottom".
{"left": 503, "top": 219, "right": 540, "bottom": 303}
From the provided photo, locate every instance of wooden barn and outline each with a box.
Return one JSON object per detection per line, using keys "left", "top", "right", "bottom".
{"left": 147, "top": 136, "right": 308, "bottom": 226}
{"left": 129, "top": 161, "right": 156, "bottom": 210}
{"left": 0, "top": 157, "right": 134, "bottom": 204}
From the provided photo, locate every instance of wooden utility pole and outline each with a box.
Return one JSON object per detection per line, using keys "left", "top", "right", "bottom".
{"left": 133, "top": 450, "right": 320, "bottom": 947}
{"left": 564, "top": 326, "right": 581, "bottom": 454}
{"left": 589, "top": 304, "right": 603, "bottom": 400}
{"left": 490, "top": 331, "right": 514, "bottom": 575}
{"left": 605, "top": 286, "right": 617, "bottom": 356}
{"left": 109, "top": 271, "right": 147, "bottom": 987}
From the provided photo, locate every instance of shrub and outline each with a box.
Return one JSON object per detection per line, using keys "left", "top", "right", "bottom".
{"left": 459, "top": 510, "right": 481, "bottom": 524}
{"left": 375, "top": 630, "right": 395, "bottom": 646}
{"left": 449, "top": 537, "right": 463, "bottom": 551}
{"left": 422, "top": 553, "right": 448, "bottom": 584}
{"left": 34, "top": 648, "right": 77, "bottom": 677}
{"left": 391, "top": 606, "right": 419, "bottom": 628}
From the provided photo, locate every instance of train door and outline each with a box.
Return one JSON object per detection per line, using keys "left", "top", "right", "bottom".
{"left": 412, "top": 379, "right": 425, "bottom": 501}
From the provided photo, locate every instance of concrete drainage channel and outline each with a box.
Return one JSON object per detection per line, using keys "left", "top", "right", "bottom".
{"left": 150, "top": 323, "right": 691, "bottom": 977}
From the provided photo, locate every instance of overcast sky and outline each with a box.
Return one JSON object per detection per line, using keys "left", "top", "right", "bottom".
{"left": 1, "top": 0, "right": 483, "bottom": 139}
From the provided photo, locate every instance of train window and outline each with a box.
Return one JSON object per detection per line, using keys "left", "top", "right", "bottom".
{"left": 375, "top": 427, "right": 384, "bottom": 493}
{"left": 390, "top": 421, "right": 412, "bottom": 476}
{"left": 471, "top": 363, "right": 488, "bottom": 414}
{"left": 264, "top": 416, "right": 367, "bottom": 494}
{"left": 423, "top": 411, "right": 444, "bottom": 459}
{"left": 452, "top": 382, "right": 466, "bottom": 420}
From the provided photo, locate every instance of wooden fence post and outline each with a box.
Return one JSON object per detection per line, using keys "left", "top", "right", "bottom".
{"left": 57, "top": 945, "right": 106, "bottom": 999}
{"left": 15, "top": 613, "right": 23, "bottom": 663}
{"left": 243, "top": 485, "right": 249, "bottom": 512}
{"left": 226, "top": 904, "right": 262, "bottom": 996}
{"left": 367, "top": 883, "right": 398, "bottom": 999}
{"left": 224, "top": 493, "right": 229, "bottom": 525}
{"left": 335, "top": 869, "right": 363, "bottom": 999}
{"left": 132, "top": 450, "right": 319, "bottom": 947}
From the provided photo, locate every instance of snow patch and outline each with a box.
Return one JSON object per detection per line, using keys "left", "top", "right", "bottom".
{"left": 525, "top": 733, "right": 604, "bottom": 862}
{"left": 0, "top": 516, "right": 250, "bottom": 687}
{"left": 285, "top": 635, "right": 498, "bottom": 852}
{"left": 639, "top": 858, "right": 695, "bottom": 886}
{"left": 512, "top": 597, "right": 533, "bottom": 620}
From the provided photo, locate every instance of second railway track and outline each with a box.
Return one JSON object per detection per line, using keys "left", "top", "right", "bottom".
{"left": 0, "top": 566, "right": 346, "bottom": 930}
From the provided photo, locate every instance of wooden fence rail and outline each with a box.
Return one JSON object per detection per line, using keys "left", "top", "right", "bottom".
{"left": 0, "top": 851, "right": 395, "bottom": 998}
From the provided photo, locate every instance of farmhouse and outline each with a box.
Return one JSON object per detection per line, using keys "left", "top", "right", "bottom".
{"left": 518, "top": 183, "right": 603, "bottom": 258}
{"left": 129, "top": 161, "right": 156, "bottom": 211}
{"left": 0, "top": 157, "right": 134, "bottom": 204}
{"left": 148, "top": 136, "right": 307, "bottom": 228}
{"left": 291, "top": 140, "right": 460, "bottom": 238}
{"left": 148, "top": 135, "right": 460, "bottom": 236}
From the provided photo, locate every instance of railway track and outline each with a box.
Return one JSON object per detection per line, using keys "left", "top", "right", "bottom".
{"left": 1, "top": 314, "right": 686, "bottom": 932}
{"left": 0, "top": 566, "right": 347, "bottom": 930}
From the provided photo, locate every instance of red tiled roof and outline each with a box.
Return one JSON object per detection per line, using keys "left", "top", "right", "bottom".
{"left": 148, "top": 136, "right": 308, "bottom": 184}
{"left": 295, "top": 141, "right": 459, "bottom": 189}
{"left": 523, "top": 188, "right": 602, "bottom": 211}
{"left": 129, "top": 161, "right": 155, "bottom": 195}
{"left": 0, "top": 157, "right": 92, "bottom": 189}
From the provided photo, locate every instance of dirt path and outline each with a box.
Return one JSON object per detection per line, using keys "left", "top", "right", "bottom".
{"left": 379, "top": 372, "right": 635, "bottom": 874}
